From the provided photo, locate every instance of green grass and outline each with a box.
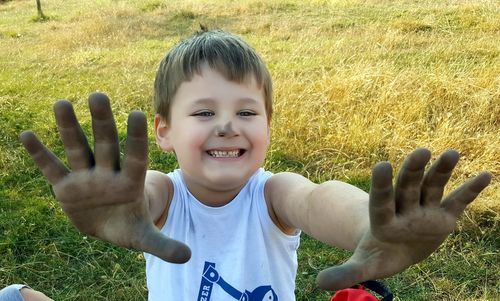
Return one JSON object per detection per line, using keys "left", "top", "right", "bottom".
{"left": 1, "top": 0, "right": 498, "bottom": 300}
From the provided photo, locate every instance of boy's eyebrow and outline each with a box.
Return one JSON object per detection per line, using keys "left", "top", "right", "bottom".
{"left": 192, "top": 98, "right": 216, "bottom": 106}
{"left": 237, "top": 97, "right": 261, "bottom": 105}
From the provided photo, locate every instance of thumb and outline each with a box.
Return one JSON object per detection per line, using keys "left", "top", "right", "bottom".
{"left": 139, "top": 226, "right": 191, "bottom": 264}
{"left": 316, "top": 260, "right": 365, "bottom": 291}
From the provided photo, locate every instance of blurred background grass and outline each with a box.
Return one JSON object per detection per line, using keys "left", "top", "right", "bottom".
{"left": 0, "top": 0, "right": 498, "bottom": 300}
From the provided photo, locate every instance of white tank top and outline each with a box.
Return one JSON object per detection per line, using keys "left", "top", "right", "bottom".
{"left": 144, "top": 168, "right": 301, "bottom": 301}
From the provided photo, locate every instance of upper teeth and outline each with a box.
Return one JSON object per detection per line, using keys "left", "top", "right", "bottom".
{"left": 208, "top": 150, "right": 240, "bottom": 158}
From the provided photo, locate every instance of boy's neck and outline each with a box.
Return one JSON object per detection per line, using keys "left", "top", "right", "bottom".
{"left": 181, "top": 173, "right": 246, "bottom": 207}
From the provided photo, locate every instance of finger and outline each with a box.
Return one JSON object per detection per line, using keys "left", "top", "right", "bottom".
{"left": 122, "top": 111, "right": 148, "bottom": 183}
{"left": 54, "top": 100, "right": 94, "bottom": 170}
{"left": 394, "top": 148, "right": 431, "bottom": 213}
{"left": 88, "top": 92, "right": 120, "bottom": 170}
{"left": 316, "top": 261, "right": 365, "bottom": 291}
{"left": 420, "top": 150, "right": 459, "bottom": 207}
{"left": 140, "top": 226, "right": 191, "bottom": 263}
{"left": 20, "top": 131, "right": 69, "bottom": 185}
{"left": 441, "top": 172, "right": 492, "bottom": 217}
{"left": 369, "top": 161, "right": 395, "bottom": 227}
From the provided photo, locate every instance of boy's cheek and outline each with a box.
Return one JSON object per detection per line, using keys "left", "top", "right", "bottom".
{"left": 178, "top": 135, "right": 208, "bottom": 157}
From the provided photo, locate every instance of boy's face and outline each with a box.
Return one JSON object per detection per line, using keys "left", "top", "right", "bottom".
{"left": 155, "top": 64, "right": 270, "bottom": 197}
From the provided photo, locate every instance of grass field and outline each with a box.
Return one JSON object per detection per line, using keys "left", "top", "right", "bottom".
{"left": 0, "top": 0, "right": 498, "bottom": 300}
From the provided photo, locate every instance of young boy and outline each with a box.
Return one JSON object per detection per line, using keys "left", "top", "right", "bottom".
{"left": 20, "top": 29, "right": 491, "bottom": 300}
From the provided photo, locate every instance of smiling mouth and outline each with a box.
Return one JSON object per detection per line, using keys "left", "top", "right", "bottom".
{"left": 207, "top": 149, "right": 245, "bottom": 158}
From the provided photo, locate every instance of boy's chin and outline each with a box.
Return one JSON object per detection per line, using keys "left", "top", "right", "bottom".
{"left": 204, "top": 169, "right": 255, "bottom": 189}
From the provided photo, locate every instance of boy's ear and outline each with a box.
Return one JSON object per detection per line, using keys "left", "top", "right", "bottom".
{"left": 154, "top": 114, "right": 174, "bottom": 152}
{"left": 266, "top": 120, "right": 271, "bottom": 146}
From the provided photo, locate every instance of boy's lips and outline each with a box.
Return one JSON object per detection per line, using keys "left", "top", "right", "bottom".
{"left": 206, "top": 148, "right": 246, "bottom": 158}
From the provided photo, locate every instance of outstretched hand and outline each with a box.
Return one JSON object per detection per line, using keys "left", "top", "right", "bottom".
{"left": 317, "top": 148, "right": 491, "bottom": 290}
{"left": 20, "top": 92, "right": 191, "bottom": 263}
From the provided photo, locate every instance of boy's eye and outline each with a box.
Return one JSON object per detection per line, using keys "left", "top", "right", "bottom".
{"left": 238, "top": 111, "right": 256, "bottom": 117}
{"left": 192, "top": 111, "right": 214, "bottom": 117}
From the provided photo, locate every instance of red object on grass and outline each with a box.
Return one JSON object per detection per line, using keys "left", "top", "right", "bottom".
{"left": 331, "top": 286, "right": 379, "bottom": 301}
{"left": 330, "top": 281, "right": 393, "bottom": 301}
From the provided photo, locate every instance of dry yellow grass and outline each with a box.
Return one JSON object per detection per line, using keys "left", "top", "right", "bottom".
{"left": 0, "top": 1, "right": 498, "bottom": 299}
{"left": 1, "top": 0, "right": 498, "bottom": 210}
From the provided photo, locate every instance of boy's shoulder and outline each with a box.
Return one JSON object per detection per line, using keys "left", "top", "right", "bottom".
{"left": 264, "top": 172, "right": 316, "bottom": 235}
{"left": 145, "top": 169, "right": 173, "bottom": 191}
{"left": 264, "top": 171, "right": 318, "bottom": 213}
{"left": 265, "top": 171, "right": 315, "bottom": 197}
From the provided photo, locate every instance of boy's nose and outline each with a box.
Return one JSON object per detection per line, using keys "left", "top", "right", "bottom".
{"left": 215, "top": 121, "right": 236, "bottom": 137}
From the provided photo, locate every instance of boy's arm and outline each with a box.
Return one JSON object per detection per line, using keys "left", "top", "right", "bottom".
{"left": 21, "top": 93, "right": 190, "bottom": 263}
{"left": 145, "top": 170, "right": 173, "bottom": 229}
{"left": 266, "top": 173, "right": 369, "bottom": 250}
{"left": 266, "top": 148, "right": 491, "bottom": 290}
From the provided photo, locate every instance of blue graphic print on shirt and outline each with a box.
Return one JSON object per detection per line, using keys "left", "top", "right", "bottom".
{"left": 197, "top": 262, "right": 278, "bottom": 301}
